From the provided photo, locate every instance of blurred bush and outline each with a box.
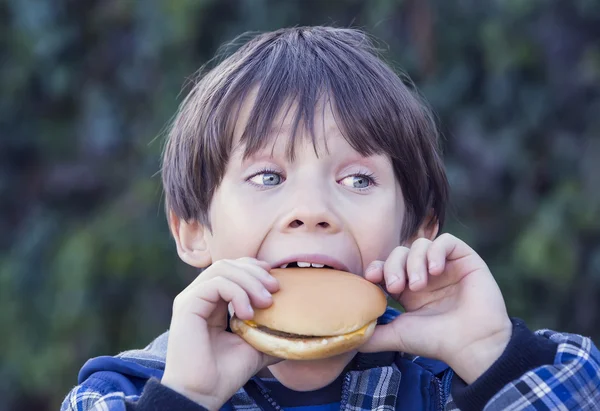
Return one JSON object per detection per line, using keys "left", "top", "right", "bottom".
{"left": 0, "top": 0, "right": 598, "bottom": 409}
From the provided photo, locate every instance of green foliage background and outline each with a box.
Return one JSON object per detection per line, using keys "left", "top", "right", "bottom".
{"left": 1, "top": 0, "right": 599, "bottom": 409}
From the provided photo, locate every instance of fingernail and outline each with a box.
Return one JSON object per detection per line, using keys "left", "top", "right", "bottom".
{"left": 247, "top": 304, "right": 254, "bottom": 315}
{"left": 365, "top": 263, "right": 378, "bottom": 274}
{"left": 429, "top": 262, "right": 437, "bottom": 271}
{"left": 262, "top": 288, "right": 272, "bottom": 299}
{"left": 387, "top": 275, "right": 398, "bottom": 285}
{"left": 409, "top": 274, "right": 421, "bottom": 285}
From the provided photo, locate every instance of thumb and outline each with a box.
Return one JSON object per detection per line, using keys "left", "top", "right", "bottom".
{"left": 359, "top": 315, "right": 428, "bottom": 355}
{"left": 259, "top": 353, "right": 284, "bottom": 369}
{"left": 359, "top": 322, "right": 405, "bottom": 354}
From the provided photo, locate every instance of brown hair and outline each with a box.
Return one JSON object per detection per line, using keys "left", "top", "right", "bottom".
{"left": 162, "top": 26, "right": 449, "bottom": 240}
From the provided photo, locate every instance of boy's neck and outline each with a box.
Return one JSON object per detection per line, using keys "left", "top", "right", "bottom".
{"left": 259, "top": 351, "right": 356, "bottom": 391}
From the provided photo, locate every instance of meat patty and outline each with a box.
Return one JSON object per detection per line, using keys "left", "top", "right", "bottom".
{"left": 256, "top": 325, "right": 319, "bottom": 339}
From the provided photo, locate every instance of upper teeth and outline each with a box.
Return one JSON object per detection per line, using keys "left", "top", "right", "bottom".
{"left": 280, "top": 262, "right": 326, "bottom": 268}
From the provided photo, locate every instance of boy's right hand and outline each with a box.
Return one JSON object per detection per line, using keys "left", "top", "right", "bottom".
{"left": 161, "top": 258, "right": 280, "bottom": 410}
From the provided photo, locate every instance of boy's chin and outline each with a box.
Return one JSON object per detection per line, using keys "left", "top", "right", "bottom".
{"left": 263, "top": 351, "right": 357, "bottom": 392}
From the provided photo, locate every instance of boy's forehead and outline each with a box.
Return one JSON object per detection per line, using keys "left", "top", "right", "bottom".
{"left": 231, "top": 86, "right": 343, "bottom": 159}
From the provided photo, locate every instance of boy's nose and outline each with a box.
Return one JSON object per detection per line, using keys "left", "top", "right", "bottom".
{"left": 288, "top": 219, "right": 330, "bottom": 230}
{"left": 279, "top": 206, "right": 342, "bottom": 234}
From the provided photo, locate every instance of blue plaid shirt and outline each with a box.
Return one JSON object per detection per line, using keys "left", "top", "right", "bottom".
{"left": 61, "top": 308, "right": 600, "bottom": 410}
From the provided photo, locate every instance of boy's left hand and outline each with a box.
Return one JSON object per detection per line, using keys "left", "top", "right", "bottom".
{"left": 360, "top": 233, "right": 513, "bottom": 384}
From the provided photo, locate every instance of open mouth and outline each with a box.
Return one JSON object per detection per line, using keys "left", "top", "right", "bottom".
{"left": 272, "top": 255, "right": 350, "bottom": 272}
{"left": 279, "top": 261, "right": 335, "bottom": 269}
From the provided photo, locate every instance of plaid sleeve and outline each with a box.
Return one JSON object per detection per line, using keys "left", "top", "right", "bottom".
{"left": 475, "top": 329, "right": 599, "bottom": 411}
{"left": 60, "top": 383, "right": 140, "bottom": 411}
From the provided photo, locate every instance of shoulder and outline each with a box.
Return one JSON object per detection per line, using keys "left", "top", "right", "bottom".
{"left": 78, "top": 330, "right": 169, "bottom": 384}
{"left": 536, "top": 327, "right": 599, "bottom": 360}
{"left": 115, "top": 330, "right": 170, "bottom": 369}
{"left": 61, "top": 331, "right": 170, "bottom": 410}
{"left": 61, "top": 379, "right": 137, "bottom": 411}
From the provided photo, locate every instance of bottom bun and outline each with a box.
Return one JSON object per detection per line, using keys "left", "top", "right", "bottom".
{"left": 230, "top": 316, "right": 377, "bottom": 360}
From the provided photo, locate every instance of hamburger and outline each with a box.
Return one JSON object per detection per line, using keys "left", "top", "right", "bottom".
{"left": 230, "top": 267, "right": 388, "bottom": 360}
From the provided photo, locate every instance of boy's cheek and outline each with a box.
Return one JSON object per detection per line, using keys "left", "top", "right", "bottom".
{"left": 360, "top": 234, "right": 402, "bottom": 270}
{"left": 358, "top": 210, "right": 405, "bottom": 264}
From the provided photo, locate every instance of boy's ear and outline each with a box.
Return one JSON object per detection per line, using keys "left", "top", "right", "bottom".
{"left": 168, "top": 210, "right": 212, "bottom": 268}
{"left": 405, "top": 211, "right": 440, "bottom": 245}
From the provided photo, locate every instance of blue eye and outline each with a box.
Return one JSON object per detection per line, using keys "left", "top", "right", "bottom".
{"left": 248, "top": 171, "right": 284, "bottom": 186}
{"left": 340, "top": 175, "right": 374, "bottom": 189}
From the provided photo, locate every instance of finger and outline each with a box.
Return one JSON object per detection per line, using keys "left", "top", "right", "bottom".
{"left": 187, "top": 258, "right": 272, "bottom": 290}
{"left": 185, "top": 259, "right": 237, "bottom": 289}
{"left": 383, "top": 246, "right": 409, "bottom": 294}
{"left": 260, "top": 353, "right": 285, "bottom": 368}
{"left": 428, "top": 234, "right": 482, "bottom": 283}
{"left": 406, "top": 238, "right": 432, "bottom": 291}
{"left": 229, "top": 260, "right": 279, "bottom": 292}
{"left": 359, "top": 315, "right": 427, "bottom": 355}
{"left": 364, "top": 260, "right": 384, "bottom": 284}
{"left": 235, "top": 257, "right": 272, "bottom": 272}
{"left": 358, "top": 322, "right": 402, "bottom": 354}
{"left": 431, "top": 233, "right": 474, "bottom": 260}
{"left": 208, "top": 266, "right": 275, "bottom": 309}
{"left": 177, "top": 277, "right": 253, "bottom": 322}
{"left": 426, "top": 239, "right": 448, "bottom": 276}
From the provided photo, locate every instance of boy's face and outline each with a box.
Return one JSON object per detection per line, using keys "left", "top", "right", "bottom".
{"left": 179, "top": 96, "right": 408, "bottom": 275}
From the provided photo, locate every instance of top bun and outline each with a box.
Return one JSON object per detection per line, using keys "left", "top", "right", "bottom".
{"left": 251, "top": 268, "right": 387, "bottom": 337}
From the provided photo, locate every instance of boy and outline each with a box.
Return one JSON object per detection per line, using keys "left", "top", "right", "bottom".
{"left": 61, "top": 26, "right": 600, "bottom": 411}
